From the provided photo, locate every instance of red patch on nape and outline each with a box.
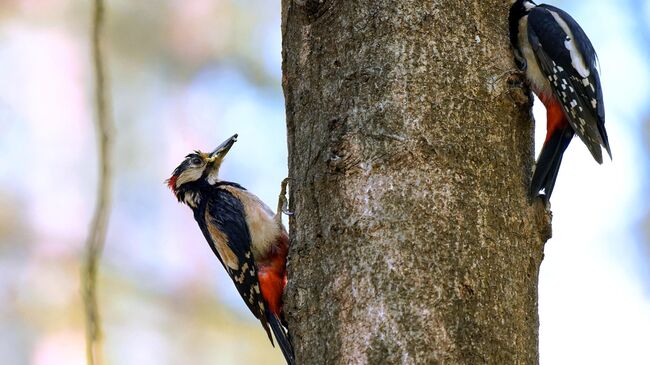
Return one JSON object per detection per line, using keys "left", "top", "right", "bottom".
{"left": 166, "top": 175, "right": 178, "bottom": 191}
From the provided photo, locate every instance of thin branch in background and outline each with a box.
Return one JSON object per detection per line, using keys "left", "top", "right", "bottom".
{"left": 82, "top": 0, "right": 114, "bottom": 364}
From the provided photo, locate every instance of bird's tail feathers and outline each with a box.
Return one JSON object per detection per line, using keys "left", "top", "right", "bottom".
{"left": 597, "top": 121, "right": 612, "bottom": 160}
{"left": 267, "top": 310, "right": 295, "bottom": 365}
{"left": 530, "top": 126, "right": 574, "bottom": 200}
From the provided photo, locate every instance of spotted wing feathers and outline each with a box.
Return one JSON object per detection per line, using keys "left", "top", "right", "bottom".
{"left": 202, "top": 188, "right": 274, "bottom": 344}
{"left": 528, "top": 5, "right": 611, "bottom": 163}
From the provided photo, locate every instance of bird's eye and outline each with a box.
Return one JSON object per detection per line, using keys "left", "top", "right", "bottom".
{"left": 190, "top": 157, "right": 202, "bottom": 166}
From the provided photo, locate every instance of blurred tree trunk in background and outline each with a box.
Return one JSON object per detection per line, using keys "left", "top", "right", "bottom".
{"left": 282, "top": 1, "right": 551, "bottom": 364}
{"left": 82, "top": 1, "right": 113, "bottom": 364}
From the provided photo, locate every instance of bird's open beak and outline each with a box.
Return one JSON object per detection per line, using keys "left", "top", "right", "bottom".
{"left": 208, "top": 134, "right": 238, "bottom": 163}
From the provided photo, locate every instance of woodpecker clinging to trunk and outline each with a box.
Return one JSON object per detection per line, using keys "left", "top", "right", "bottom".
{"left": 509, "top": 0, "right": 611, "bottom": 200}
{"left": 167, "top": 134, "right": 295, "bottom": 365}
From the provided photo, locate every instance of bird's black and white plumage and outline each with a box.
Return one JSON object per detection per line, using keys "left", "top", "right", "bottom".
{"left": 168, "top": 134, "right": 295, "bottom": 365}
{"left": 509, "top": 0, "right": 611, "bottom": 200}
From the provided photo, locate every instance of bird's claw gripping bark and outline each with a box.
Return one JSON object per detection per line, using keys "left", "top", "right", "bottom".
{"left": 276, "top": 178, "right": 294, "bottom": 223}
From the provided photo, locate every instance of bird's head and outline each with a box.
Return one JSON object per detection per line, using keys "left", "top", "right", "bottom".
{"left": 509, "top": 0, "right": 537, "bottom": 66}
{"left": 510, "top": 0, "right": 536, "bottom": 16}
{"left": 167, "top": 134, "right": 238, "bottom": 201}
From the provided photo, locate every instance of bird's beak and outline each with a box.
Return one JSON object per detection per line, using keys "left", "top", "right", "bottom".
{"left": 208, "top": 134, "right": 238, "bottom": 163}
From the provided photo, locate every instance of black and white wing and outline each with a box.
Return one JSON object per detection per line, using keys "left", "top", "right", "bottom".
{"left": 527, "top": 5, "right": 611, "bottom": 162}
{"left": 197, "top": 187, "right": 274, "bottom": 343}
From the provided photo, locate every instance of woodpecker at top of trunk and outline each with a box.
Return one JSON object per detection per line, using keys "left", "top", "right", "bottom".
{"left": 167, "top": 134, "right": 295, "bottom": 365}
{"left": 509, "top": 0, "right": 611, "bottom": 201}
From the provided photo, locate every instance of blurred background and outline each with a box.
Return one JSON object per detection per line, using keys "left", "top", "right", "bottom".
{"left": 0, "top": 0, "right": 647, "bottom": 364}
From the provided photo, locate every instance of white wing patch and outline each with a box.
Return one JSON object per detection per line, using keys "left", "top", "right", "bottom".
{"left": 223, "top": 186, "right": 281, "bottom": 261}
{"left": 550, "top": 11, "right": 590, "bottom": 78}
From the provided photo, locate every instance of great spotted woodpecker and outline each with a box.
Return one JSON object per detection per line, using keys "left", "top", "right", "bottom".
{"left": 509, "top": 0, "right": 611, "bottom": 200}
{"left": 167, "top": 134, "right": 295, "bottom": 365}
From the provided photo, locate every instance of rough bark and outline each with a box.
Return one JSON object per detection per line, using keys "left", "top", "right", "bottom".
{"left": 282, "top": 1, "right": 551, "bottom": 364}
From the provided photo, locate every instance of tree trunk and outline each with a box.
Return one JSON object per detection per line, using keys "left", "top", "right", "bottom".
{"left": 281, "top": 1, "right": 551, "bottom": 364}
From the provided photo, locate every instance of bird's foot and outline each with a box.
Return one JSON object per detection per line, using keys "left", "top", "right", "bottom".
{"left": 275, "top": 178, "right": 294, "bottom": 223}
